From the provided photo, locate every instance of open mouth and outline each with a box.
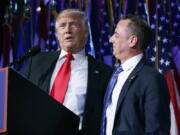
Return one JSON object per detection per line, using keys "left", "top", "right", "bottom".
{"left": 65, "top": 36, "right": 73, "bottom": 41}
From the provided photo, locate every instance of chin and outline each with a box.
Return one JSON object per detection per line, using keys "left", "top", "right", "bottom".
{"left": 113, "top": 52, "right": 117, "bottom": 57}
{"left": 114, "top": 54, "right": 119, "bottom": 59}
{"left": 64, "top": 44, "right": 75, "bottom": 49}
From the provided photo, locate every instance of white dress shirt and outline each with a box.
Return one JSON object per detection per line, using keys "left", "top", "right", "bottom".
{"left": 50, "top": 49, "right": 88, "bottom": 129}
{"left": 106, "top": 53, "right": 143, "bottom": 135}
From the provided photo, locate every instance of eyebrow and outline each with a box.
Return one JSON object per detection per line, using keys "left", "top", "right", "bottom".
{"left": 59, "top": 20, "right": 78, "bottom": 24}
{"left": 114, "top": 31, "right": 120, "bottom": 35}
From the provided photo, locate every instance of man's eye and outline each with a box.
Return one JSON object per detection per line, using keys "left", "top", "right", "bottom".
{"left": 71, "top": 24, "right": 77, "bottom": 27}
{"left": 59, "top": 24, "right": 65, "bottom": 28}
{"left": 70, "top": 23, "right": 79, "bottom": 28}
{"left": 57, "top": 23, "right": 80, "bottom": 29}
{"left": 114, "top": 34, "right": 119, "bottom": 38}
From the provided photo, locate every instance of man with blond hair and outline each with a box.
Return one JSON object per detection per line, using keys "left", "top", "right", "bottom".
{"left": 22, "top": 9, "right": 112, "bottom": 135}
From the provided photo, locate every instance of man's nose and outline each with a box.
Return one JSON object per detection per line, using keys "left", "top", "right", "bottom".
{"left": 109, "top": 36, "right": 113, "bottom": 43}
{"left": 64, "top": 24, "right": 71, "bottom": 32}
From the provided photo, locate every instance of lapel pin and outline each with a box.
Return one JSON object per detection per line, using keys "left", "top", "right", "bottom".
{"left": 94, "top": 70, "right": 99, "bottom": 74}
{"left": 129, "top": 75, "right": 136, "bottom": 83}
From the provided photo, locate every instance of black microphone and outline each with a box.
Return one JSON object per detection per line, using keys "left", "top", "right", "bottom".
{"left": 8, "top": 46, "right": 41, "bottom": 67}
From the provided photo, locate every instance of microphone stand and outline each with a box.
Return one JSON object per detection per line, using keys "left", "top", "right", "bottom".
{"left": 8, "top": 46, "right": 41, "bottom": 69}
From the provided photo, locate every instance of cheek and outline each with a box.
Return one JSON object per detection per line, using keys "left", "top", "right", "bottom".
{"left": 56, "top": 32, "right": 63, "bottom": 40}
{"left": 76, "top": 32, "right": 87, "bottom": 41}
{"left": 114, "top": 42, "right": 121, "bottom": 52}
{"left": 83, "top": 34, "right": 88, "bottom": 40}
{"left": 58, "top": 36, "right": 63, "bottom": 42}
{"left": 114, "top": 40, "right": 119, "bottom": 47}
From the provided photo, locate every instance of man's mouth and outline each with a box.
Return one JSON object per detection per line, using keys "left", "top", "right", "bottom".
{"left": 65, "top": 36, "right": 73, "bottom": 41}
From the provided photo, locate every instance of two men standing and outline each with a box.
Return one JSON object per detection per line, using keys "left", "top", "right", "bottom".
{"left": 22, "top": 9, "right": 170, "bottom": 135}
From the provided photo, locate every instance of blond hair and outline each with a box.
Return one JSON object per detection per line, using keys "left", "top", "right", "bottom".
{"left": 55, "top": 9, "right": 88, "bottom": 31}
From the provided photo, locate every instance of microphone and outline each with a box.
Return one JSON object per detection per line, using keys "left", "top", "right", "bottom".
{"left": 8, "top": 46, "right": 41, "bottom": 67}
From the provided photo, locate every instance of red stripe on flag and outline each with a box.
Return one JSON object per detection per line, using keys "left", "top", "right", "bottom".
{"left": 165, "top": 70, "right": 180, "bottom": 135}
{"left": 39, "top": 1, "right": 49, "bottom": 40}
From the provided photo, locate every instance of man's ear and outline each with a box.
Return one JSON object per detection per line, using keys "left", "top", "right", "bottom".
{"left": 129, "top": 35, "right": 138, "bottom": 48}
{"left": 84, "top": 31, "right": 89, "bottom": 40}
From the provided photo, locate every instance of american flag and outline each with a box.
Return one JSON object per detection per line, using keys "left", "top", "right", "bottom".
{"left": 45, "top": 10, "right": 59, "bottom": 52}
{"left": 135, "top": 0, "right": 148, "bottom": 23}
{"left": 146, "top": 0, "right": 172, "bottom": 74}
{"left": 95, "top": 0, "right": 123, "bottom": 65}
{"left": 167, "top": 0, "right": 180, "bottom": 135}
{"left": 97, "top": 0, "right": 113, "bottom": 60}
{"left": 146, "top": 0, "right": 180, "bottom": 135}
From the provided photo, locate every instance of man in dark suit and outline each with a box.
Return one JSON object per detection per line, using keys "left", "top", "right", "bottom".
{"left": 21, "top": 9, "right": 113, "bottom": 135}
{"left": 100, "top": 14, "right": 170, "bottom": 135}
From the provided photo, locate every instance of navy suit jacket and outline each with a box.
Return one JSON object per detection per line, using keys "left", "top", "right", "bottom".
{"left": 109, "top": 57, "right": 170, "bottom": 135}
{"left": 21, "top": 51, "right": 113, "bottom": 135}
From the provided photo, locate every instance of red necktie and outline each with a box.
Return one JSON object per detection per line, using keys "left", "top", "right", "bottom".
{"left": 50, "top": 54, "right": 74, "bottom": 103}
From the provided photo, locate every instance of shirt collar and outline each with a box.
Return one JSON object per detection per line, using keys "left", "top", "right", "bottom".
{"left": 121, "top": 53, "right": 143, "bottom": 72}
{"left": 58, "top": 49, "right": 86, "bottom": 60}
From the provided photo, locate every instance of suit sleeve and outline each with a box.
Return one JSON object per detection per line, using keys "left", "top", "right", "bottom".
{"left": 144, "top": 73, "right": 170, "bottom": 135}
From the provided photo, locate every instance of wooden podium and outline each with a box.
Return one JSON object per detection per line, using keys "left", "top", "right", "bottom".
{"left": 0, "top": 68, "right": 80, "bottom": 135}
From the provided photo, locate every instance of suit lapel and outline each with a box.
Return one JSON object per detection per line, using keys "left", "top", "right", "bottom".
{"left": 38, "top": 51, "right": 60, "bottom": 93}
{"left": 114, "top": 57, "right": 146, "bottom": 117}
{"left": 86, "top": 55, "right": 101, "bottom": 100}
{"left": 83, "top": 56, "right": 102, "bottom": 116}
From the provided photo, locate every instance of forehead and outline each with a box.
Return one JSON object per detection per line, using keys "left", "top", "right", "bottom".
{"left": 115, "top": 19, "right": 130, "bottom": 32}
{"left": 57, "top": 15, "right": 82, "bottom": 23}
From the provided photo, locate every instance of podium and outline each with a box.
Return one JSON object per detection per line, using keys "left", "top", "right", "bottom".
{"left": 0, "top": 68, "right": 80, "bottom": 135}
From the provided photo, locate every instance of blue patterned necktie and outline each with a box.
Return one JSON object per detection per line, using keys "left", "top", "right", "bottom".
{"left": 100, "top": 65, "right": 123, "bottom": 135}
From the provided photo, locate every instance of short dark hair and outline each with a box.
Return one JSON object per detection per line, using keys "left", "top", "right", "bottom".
{"left": 122, "top": 14, "right": 152, "bottom": 51}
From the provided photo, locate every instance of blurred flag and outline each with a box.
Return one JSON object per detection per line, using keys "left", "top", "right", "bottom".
{"left": 167, "top": 0, "right": 180, "bottom": 135}
{"left": 93, "top": 0, "right": 114, "bottom": 65}
{"left": 1, "top": 24, "right": 12, "bottom": 67}
{"left": 45, "top": 10, "right": 58, "bottom": 52}
{"left": 146, "top": 0, "right": 180, "bottom": 135}
{"left": 168, "top": 0, "right": 180, "bottom": 75}
{"left": 37, "top": 0, "right": 50, "bottom": 50}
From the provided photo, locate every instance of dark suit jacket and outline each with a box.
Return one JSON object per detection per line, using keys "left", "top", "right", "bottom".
{"left": 110, "top": 57, "right": 170, "bottom": 135}
{"left": 21, "top": 51, "right": 113, "bottom": 135}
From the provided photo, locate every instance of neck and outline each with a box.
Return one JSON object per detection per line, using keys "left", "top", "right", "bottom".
{"left": 120, "top": 52, "right": 143, "bottom": 64}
